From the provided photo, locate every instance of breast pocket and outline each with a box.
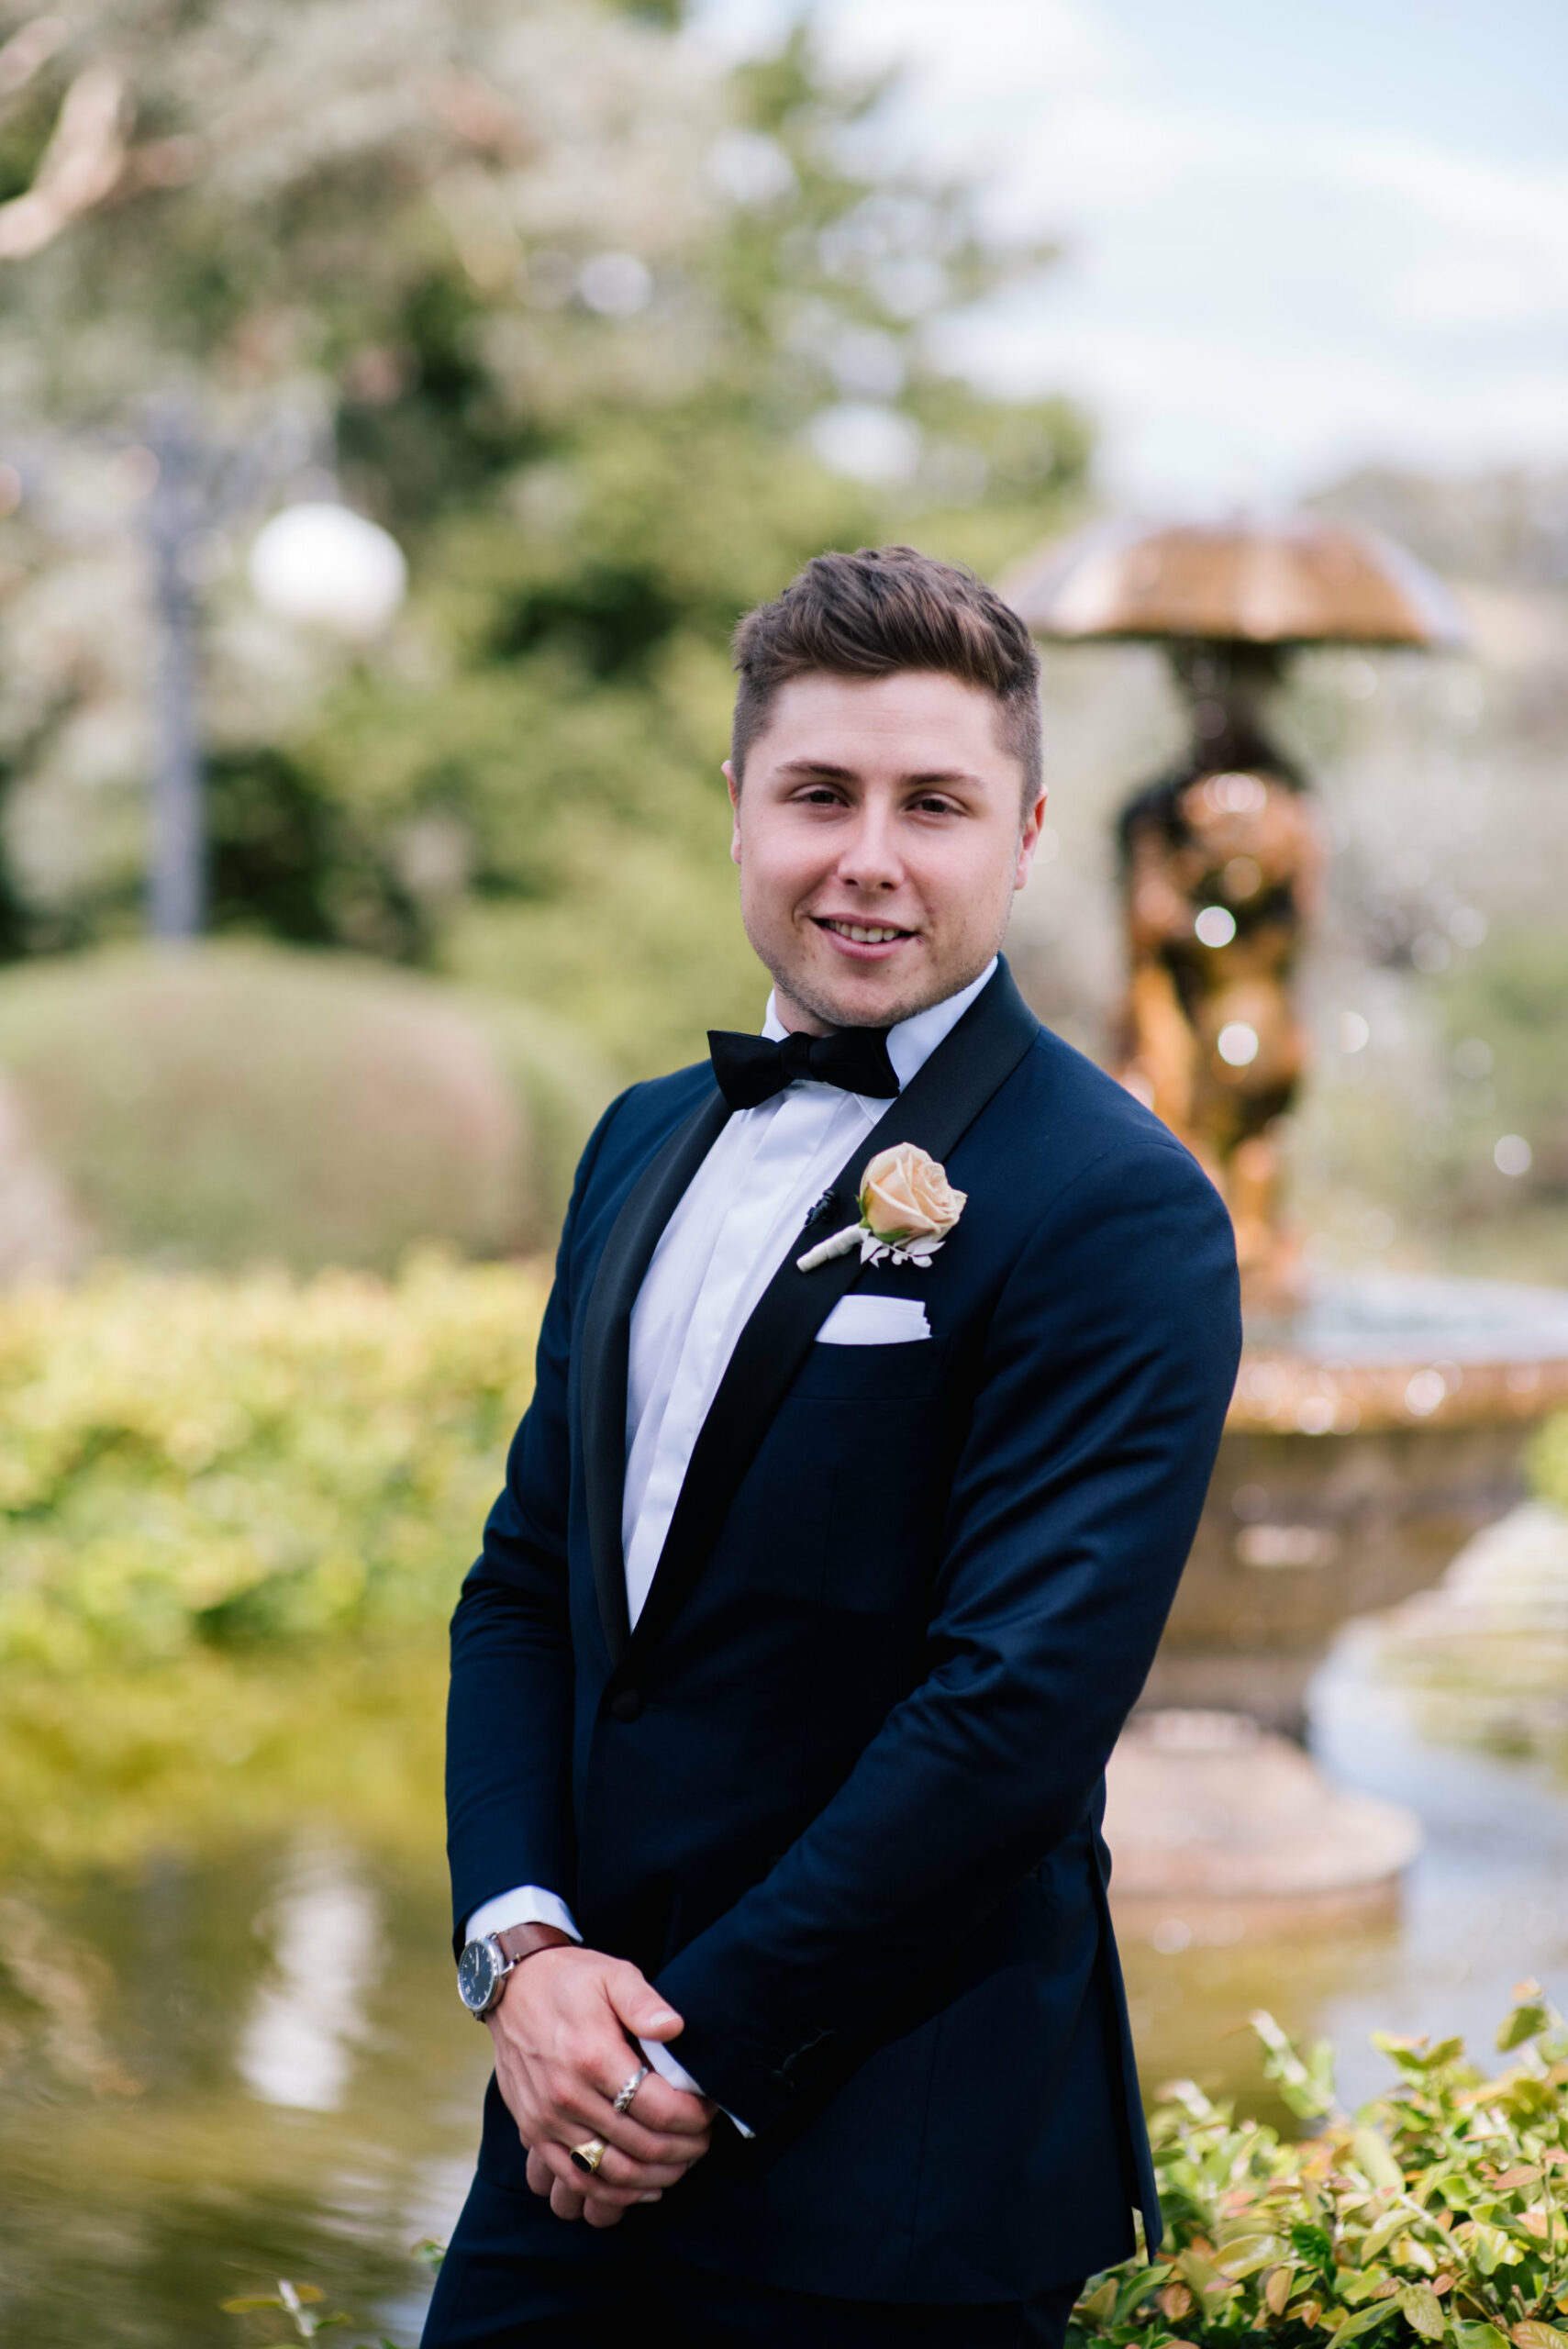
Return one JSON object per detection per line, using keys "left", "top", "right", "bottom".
{"left": 735, "top": 1338, "right": 953, "bottom": 1613}
{"left": 790, "top": 1332, "right": 950, "bottom": 1403}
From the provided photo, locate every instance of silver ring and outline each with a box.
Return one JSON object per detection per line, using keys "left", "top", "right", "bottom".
{"left": 612, "top": 2063, "right": 651, "bottom": 2116}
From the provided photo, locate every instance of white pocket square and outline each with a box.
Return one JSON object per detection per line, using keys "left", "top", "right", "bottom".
{"left": 816, "top": 1294, "right": 931, "bottom": 1346}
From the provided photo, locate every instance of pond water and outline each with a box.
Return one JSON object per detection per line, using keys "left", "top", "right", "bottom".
{"left": 3, "top": 1640, "right": 1567, "bottom": 2349}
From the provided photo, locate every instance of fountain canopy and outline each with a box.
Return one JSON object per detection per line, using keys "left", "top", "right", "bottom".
{"left": 1004, "top": 516, "right": 1466, "bottom": 650}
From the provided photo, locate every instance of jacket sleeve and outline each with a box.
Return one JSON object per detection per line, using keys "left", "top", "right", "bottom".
{"left": 444, "top": 1095, "right": 624, "bottom": 1953}
{"left": 653, "top": 1134, "right": 1241, "bottom": 2130}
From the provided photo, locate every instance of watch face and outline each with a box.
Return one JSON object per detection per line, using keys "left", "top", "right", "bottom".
{"left": 457, "top": 1937, "right": 501, "bottom": 2013}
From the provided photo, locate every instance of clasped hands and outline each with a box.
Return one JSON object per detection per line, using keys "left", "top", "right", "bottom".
{"left": 487, "top": 1946, "right": 716, "bottom": 2229}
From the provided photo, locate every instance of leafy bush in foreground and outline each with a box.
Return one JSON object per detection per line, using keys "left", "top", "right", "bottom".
{"left": 217, "top": 2006, "right": 1568, "bottom": 2349}
{"left": 1074, "top": 1994, "right": 1568, "bottom": 2349}
{"left": 0, "top": 1255, "right": 544, "bottom": 1672}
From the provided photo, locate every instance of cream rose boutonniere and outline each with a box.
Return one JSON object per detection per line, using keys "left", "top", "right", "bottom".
{"left": 796, "top": 1141, "right": 967, "bottom": 1273}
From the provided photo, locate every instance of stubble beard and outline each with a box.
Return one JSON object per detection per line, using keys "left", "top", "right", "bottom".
{"left": 749, "top": 915, "right": 1003, "bottom": 1036}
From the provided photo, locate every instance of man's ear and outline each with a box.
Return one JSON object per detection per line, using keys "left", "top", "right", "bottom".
{"left": 724, "top": 759, "right": 742, "bottom": 867}
{"left": 1013, "top": 785, "right": 1049, "bottom": 892}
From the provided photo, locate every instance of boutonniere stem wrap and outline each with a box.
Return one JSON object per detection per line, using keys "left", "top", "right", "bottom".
{"left": 796, "top": 1141, "right": 967, "bottom": 1272}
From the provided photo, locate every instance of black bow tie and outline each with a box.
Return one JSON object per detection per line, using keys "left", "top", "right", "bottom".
{"left": 707, "top": 1025, "right": 900, "bottom": 1111}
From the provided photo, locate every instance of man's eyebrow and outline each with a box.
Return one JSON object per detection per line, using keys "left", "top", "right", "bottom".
{"left": 775, "top": 758, "right": 982, "bottom": 787}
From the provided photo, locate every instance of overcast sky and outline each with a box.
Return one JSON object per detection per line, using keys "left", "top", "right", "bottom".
{"left": 691, "top": 0, "right": 1568, "bottom": 508}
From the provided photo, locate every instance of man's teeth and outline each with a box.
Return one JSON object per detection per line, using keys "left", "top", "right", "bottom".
{"left": 827, "top": 922, "right": 905, "bottom": 943}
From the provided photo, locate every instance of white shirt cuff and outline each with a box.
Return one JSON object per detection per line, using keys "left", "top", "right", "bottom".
{"left": 464, "top": 1885, "right": 583, "bottom": 1945}
{"left": 639, "top": 2033, "right": 754, "bottom": 2139}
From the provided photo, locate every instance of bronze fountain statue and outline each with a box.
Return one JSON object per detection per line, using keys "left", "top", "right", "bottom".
{"left": 1115, "top": 642, "right": 1320, "bottom": 1309}
{"left": 1006, "top": 516, "right": 1462, "bottom": 1311}
{"left": 999, "top": 516, "right": 1568, "bottom": 1926}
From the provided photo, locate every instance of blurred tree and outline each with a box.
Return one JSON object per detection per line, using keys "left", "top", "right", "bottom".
{"left": 0, "top": 0, "right": 1089, "bottom": 1070}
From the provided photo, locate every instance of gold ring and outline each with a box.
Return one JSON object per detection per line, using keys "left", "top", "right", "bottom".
{"left": 569, "top": 2138, "right": 607, "bottom": 2176}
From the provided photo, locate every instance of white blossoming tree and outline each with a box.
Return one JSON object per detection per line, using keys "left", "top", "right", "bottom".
{"left": 0, "top": 0, "right": 1088, "bottom": 1068}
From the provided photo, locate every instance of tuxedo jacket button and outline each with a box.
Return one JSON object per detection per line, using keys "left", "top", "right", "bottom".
{"left": 609, "top": 1688, "right": 643, "bottom": 1722}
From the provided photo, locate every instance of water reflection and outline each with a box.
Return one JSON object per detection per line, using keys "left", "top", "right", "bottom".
{"left": 0, "top": 1830, "right": 484, "bottom": 2349}
{"left": 0, "top": 1892, "right": 139, "bottom": 2096}
{"left": 238, "top": 1837, "right": 383, "bottom": 2111}
{"left": 3, "top": 1639, "right": 1568, "bottom": 2344}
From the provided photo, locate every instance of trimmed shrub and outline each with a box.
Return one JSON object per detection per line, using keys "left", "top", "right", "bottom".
{"left": 0, "top": 943, "right": 614, "bottom": 1273}
{"left": 1074, "top": 1996, "right": 1568, "bottom": 2349}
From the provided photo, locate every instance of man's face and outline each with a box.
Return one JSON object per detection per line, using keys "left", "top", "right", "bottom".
{"left": 726, "top": 669, "right": 1046, "bottom": 1034}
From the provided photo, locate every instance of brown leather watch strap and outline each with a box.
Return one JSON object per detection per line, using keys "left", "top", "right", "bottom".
{"left": 495, "top": 1921, "right": 576, "bottom": 1965}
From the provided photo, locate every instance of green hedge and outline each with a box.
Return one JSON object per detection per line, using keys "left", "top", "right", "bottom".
{"left": 0, "top": 1255, "right": 544, "bottom": 1673}
{"left": 1075, "top": 1997, "right": 1568, "bottom": 2349}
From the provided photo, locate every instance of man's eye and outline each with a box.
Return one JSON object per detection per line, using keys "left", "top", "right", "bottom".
{"left": 914, "top": 796, "right": 959, "bottom": 816}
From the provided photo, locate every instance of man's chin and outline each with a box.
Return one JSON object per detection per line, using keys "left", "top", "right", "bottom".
{"left": 782, "top": 950, "right": 953, "bottom": 1035}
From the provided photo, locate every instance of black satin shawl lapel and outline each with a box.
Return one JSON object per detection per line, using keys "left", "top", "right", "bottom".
{"left": 580, "top": 1086, "right": 730, "bottom": 1665}
{"left": 621, "top": 961, "right": 1040, "bottom": 1670}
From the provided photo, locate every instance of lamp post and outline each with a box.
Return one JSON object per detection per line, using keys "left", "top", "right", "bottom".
{"left": 137, "top": 400, "right": 406, "bottom": 940}
{"left": 142, "top": 406, "right": 208, "bottom": 940}
{"left": 0, "top": 404, "right": 405, "bottom": 944}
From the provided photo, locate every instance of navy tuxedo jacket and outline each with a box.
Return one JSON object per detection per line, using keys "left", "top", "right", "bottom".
{"left": 446, "top": 962, "right": 1240, "bottom": 2303}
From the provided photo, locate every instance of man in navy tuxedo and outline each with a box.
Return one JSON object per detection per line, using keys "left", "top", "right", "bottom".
{"left": 424, "top": 547, "right": 1240, "bottom": 2345}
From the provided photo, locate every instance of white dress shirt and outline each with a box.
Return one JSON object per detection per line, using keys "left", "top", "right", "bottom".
{"left": 466, "top": 962, "right": 996, "bottom": 2121}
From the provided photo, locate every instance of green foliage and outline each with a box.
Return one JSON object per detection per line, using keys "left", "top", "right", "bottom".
{"left": 225, "top": 2262, "right": 438, "bottom": 2349}
{"left": 1438, "top": 930, "right": 1568, "bottom": 1205}
{"left": 1529, "top": 1419, "right": 1568, "bottom": 1520}
{"left": 0, "top": 941, "right": 614, "bottom": 1266}
{"left": 1073, "top": 1998, "right": 1568, "bottom": 2349}
{"left": 0, "top": 1253, "right": 545, "bottom": 1676}
{"left": 0, "top": 0, "right": 1088, "bottom": 1073}
{"left": 222, "top": 2277, "right": 339, "bottom": 2343}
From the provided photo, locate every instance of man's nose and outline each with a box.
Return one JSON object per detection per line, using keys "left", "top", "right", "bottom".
{"left": 835, "top": 806, "right": 903, "bottom": 892}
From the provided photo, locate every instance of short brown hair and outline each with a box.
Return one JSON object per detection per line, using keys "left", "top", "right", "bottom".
{"left": 730, "top": 546, "right": 1042, "bottom": 802}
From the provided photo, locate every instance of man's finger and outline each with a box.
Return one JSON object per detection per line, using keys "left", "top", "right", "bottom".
{"left": 538, "top": 2070, "right": 710, "bottom": 2171}
{"left": 623, "top": 2074, "right": 717, "bottom": 2135}
{"left": 604, "top": 1962, "right": 684, "bottom": 2045}
{"left": 525, "top": 2146, "right": 554, "bottom": 2199}
{"left": 549, "top": 2046, "right": 715, "bottom": 2154}
{"left": 584, "top": 2144, "right": 693, "bottom": 2193}
{"left": 534, "top": 2139, "right": 669, "bottom": 2209}
{"left": 548, "top": 2174, "right": 585, "bottom": 2221}
{"left": 580, "top": 2104, "right": 711, "bottom": 2170}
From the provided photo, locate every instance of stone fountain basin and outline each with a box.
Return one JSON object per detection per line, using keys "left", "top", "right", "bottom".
{"left": 1105, "top": 1709, "right": 1421, "bottom": 1937}
{"left": 1143, "top": 1273, "right": 1568, "bottom": 1735}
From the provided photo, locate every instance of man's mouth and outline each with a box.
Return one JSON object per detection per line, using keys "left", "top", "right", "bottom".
{"left": 814, "top": 918, "right": 915, "bottom": 946}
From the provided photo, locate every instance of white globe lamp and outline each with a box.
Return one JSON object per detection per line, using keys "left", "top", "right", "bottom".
{"left": 249, "top": 502, "right": 407, "bottom": 639}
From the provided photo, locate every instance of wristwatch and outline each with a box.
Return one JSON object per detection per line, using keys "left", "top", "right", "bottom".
{"left": 455, "top": 1921, "right": 573, "bottom": 2018}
